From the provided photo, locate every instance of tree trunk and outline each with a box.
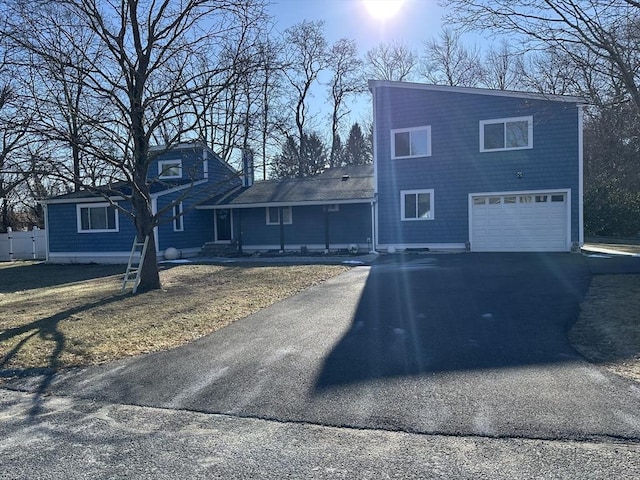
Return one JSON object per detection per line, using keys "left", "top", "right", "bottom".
{"left": 138, "top": 231, "right": 160, "bottom": 292}
{"left": 131, "top": 172, "right": 161, "bottom": 292}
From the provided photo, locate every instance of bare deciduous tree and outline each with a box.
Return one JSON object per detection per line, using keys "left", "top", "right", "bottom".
{"left": 326, "top": 38, "right": 364, "bottom": 168}
{"left": 282, "top": 20, "right": 328, "bottom": 177}
{"left": 445, "top": 0, "right": 640, "bottom": 109}
{"left": 2, "top": 0, "right": 267, "bottom": 291}
{"left": 482, "top": 41, "right": 524, "bottom": 90}
{"left": 420, "top": 29, "right": 482, "bottom": 87}
{"left": 365, "top": 40, "right": 416, "bottom": 82}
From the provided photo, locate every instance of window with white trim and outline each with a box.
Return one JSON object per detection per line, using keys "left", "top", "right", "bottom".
{"left": 391, "top": 126, "right": 431, "bottom": 159}
{"left": 266, "top": 206, "right": 292, "bottom": 225}
{"left": 158, "top": 159, "right": 182, "bottom": 179}
{"left": 401, "top": 189, "right": 434, "bottom": 221}
{"left": 173, "top": 202, "right": 184, "bottom": 232}
{"left": 480, "top": 116, "right": 533, "bottom": 152}
{"left": 77, "top": 203, "right": 118, "bottom": 233}
{"left": 327, "top": 204, "right": 339, "bottom": 212}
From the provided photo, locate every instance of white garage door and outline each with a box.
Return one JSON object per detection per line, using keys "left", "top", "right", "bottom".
{"left": 470, "top": 192, "right": 568, "bottom": 252}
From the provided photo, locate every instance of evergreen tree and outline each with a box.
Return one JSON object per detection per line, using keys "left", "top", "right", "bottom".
{"left": 331, "top": 133, "right": 346, "bottom": 168}
{"left": 270, "top": 136, "right": 300, "bottom": 179}
{"left": 301, "top": 132, "right": 327, "bottom": 176}
{"left": 270, "top": 132, "right": 327, "bottom": 178}
{"left": 343, "top": 123, "right": 372, "bottom": 166}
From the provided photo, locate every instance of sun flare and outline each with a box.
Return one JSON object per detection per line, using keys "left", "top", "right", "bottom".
{"left": 363, "top": 0, "right": 405, "bottom": 20}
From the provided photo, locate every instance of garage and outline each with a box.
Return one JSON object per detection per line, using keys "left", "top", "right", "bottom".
{"left": 470, "top": 191, "right": 569, "bottom": 252}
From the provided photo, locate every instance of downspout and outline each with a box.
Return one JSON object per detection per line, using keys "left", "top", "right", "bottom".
{"left": 577, "top": 104, "right": 584, "bottom": 247}
{"left": 369, "top": 80, "right": 379, "bottom": 253}
{"left": 370, "top": 198, "right": 376, "bottom": 253}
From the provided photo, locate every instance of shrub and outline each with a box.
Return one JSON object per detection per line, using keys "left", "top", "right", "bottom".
{"left": 584, "top": 184, "right": 640, "bottom": 238}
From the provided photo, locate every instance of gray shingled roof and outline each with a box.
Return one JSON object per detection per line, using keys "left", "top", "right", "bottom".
{"left": 220, "top": 165, "right": 374, "bottom": 207}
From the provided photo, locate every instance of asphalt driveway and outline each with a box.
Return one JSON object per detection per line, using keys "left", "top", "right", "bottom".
{"left": 7, "top": 253, "right": 640, "bottom": 441}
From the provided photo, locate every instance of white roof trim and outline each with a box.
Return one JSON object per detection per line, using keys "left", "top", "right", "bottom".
{"left": 42, "top": 179, "right": 209, "bottom": 204}
{"left": 196, "top": 197, "right": 375, "bottom": 210}
{"left": 149, "top": 141, "right": 209, "bottom": 152}
{"left": 367, "top": 80, "right": 587, "bottom": 104}
{"left": 42, "top": 195, "right": 125, "bottom": 205}
{"left": 150, "top": 179, "right": 208, "bottom": 199}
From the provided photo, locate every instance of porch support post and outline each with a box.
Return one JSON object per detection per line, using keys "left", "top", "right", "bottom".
{"left": 279, "top": 207, "right": 285, "bottom": 252}
{"left": 324, "top": 205, "right": 330, "bottom": 253}
{"left": 236, "top": 209, "right": 243, "bottom": 255}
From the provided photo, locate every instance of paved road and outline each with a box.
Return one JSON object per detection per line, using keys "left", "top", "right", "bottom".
{"left": 1, "top": 388, "right": 638, "bottom": 479}
{"left": 6, "top": 253, "right": 640, "bottom": 443}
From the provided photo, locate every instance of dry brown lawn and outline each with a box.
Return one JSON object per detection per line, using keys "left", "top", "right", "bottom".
{"left": 3, "top": 258, "right": 639, "bottom": 386}
{"left": 0, "top": 261, "right": 348, "bottom": 375}
{"left": 570, "top": 274, "right": 640, "bottom": 383}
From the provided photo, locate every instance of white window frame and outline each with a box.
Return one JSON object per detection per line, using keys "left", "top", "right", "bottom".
{"left": 401, "top": 189, "right": 435, "bottom": 221}
{"left": 77, "top": 202, "right": 119, "bottom": 233}
{"left": 479, "top": 116, "right": 533, "bottom": 152}
{"left": 173, "top": 202, "right": 184, "bottom": 232}
{"left": 327, "top": 204, "right": 339, "bottom": 212}
{"left": 391, "top": 125, "right": 432, "bottom": 159}
{"left": 158, "top": 159, "right": 183, "bottom": 179}
{"left": 266, "top": 206, "right": 293, "bottom": 225}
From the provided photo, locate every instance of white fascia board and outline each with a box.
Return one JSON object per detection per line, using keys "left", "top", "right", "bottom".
{"left": 150, "top": 178, "right": 208, "bottom": 199}
{"left": 196, "top": 198, "right": 376, "bottom": 210}
{"left": 367, "top": 79, "right": 587, "bottom": 104}
{"left": 42, "top": 195, "right": 125, "bottom": 205}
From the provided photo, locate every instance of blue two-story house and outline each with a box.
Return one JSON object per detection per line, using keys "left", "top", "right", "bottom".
{"left": 369, "top": 80, "right": 584, "bottom": 252}
{"left": 42, "top": 81, "right": 584, "bottom": 262}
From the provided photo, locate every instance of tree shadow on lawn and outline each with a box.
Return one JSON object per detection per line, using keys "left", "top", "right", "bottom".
{"left": 0, "top": 262, "right": 126, "bottom": 294}
{"left": 0, "top": 294, "right": 127, "bottom": 416}
{"left": 315, "top": 253, "right": 599, "bottom": 390}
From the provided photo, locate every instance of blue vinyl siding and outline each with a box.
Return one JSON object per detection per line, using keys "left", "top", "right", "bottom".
{"left": 47, "top": 202, "right": 136, "bottom": 252}
{"left": 47, "top": 145, "right": 241, "bottom": 258}
{"left": 374, "top": 86, "right": 580, "bottom": 245}
{"left": 236, "top": 203, "right": 372, "bottom": 248}
{"left": 151, "top": 147, "right": 205, "bottom": 181}
{"left": 156, "top": 194, "right": 213, "bottom": 251}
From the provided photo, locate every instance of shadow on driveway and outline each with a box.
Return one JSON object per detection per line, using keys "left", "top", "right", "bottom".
{"left": 315, "top": 253, "right": 593, "bottom": 389}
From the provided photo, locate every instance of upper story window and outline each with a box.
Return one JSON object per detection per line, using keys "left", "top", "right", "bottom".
{"left": 77, "top": 203, "right": 118, "bottom": 233}
{"left": 391, "top": 126, "right": 431, "bottom": 159}
{"left": 480, "top": 116, "right": 533, "bottom": 152}
{"left": 401, "top": 189, "right": 434, "bottom": 221}
{"left": 158, "top": 159, "right": 182, "bottom": 179}
{"left": 266, "top": 206, "right": 292, "bottom": 225}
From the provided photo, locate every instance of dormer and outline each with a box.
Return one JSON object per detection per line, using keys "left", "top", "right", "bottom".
{"left": 149, "top": 142, "right": 211, "bottom": 183}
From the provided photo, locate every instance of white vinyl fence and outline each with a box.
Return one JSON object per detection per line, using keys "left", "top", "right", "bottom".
{"left": 0, "top": 227, "right": 47, "bottom": 261}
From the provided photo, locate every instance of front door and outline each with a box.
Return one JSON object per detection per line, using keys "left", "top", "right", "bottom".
{"left": 215, "top": 209, "right": 232, "bottom": 242}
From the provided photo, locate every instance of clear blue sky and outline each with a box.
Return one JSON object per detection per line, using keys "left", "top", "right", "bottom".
{"left": 267, "top": 0, "right": 447, "bottom": 53}
{"left": 263, "top": 1, "right": 456, "bottom": 152}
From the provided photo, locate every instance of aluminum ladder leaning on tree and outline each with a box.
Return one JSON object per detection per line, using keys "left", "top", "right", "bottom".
{"left": 122, "top": 235, "right": 149, "bottom": 294}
